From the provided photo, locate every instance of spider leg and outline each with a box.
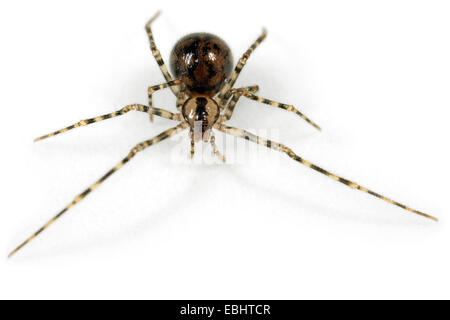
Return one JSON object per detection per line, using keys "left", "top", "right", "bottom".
{"left": 223, "top": 85, "right": 260, "bottom": 100}
{"left": 220, "top": 85, "right": 259, "bottom": 121}
{"left": 217, "top": 29, "right": 267, "bottom": 102}
{"left": 215, "top": 123, "right": 437, "bottom": 221}
{"left": 148, "top": 80, "right": 182, "bottom": 122}
{"left": 230, "top": 90, "right": 321, "bottom": 131}
{"left": 210, "top": 133, "right": 226, "bottom": 163}
{"left": 176, "top": 84, "right": 187, "bottom": 112}
{"left": 35, "top": 104, "right": 180, "bottom": 142}
{"left": 9, "top": 123, "right": 188, "bottom": 258}
{"left": 189, "top": 129, "right": 195, "bottom": 159}
{"left": 145, "top": 11, "right": 178, "bottom": 96}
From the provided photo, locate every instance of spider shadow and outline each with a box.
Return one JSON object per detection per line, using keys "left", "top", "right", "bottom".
{"left": 10, "top": 151, "right": 434, "bottom": 261}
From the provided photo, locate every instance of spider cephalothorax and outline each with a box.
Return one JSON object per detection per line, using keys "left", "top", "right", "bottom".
{"left": 182, "top": 97, "right": 220, "bottom": 142}
{"left": 9, "top": 11, "right": 436, "bottom": 258}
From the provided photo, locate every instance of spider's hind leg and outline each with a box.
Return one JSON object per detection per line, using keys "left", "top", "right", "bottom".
{"left": 217, "top": 29, "right": 267, "bottom": 102}
{"left": 176, "top": 84, "right": 187, "bottom": 112}
{"left": 145, "top": 11, "right": 179, "bottom": 96}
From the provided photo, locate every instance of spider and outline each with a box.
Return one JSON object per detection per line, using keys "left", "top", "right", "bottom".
{"left": 9, "top": 11, "right": 437, "bottom": 258}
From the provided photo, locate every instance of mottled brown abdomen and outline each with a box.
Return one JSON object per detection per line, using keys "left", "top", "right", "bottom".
{"left": 170, "top": 33, "right": 233, "bottom": 97}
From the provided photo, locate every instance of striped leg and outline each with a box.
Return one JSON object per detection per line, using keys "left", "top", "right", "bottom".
{"left": 35, "top": 104, "right": 179, "bottom": 142}
{"left": 9, "top": 123, "right": 188, "bottom": 258}
{"left": 217, "top": 29, "right": 267, "bottom": 102}
{"left": 231, "top": 90, "right": 321, "bottom": 131}
{"left": 215, "top": 123, "right": 437, "bottom": 221}
{"left": 148, "top": 80, "right": 181, "bottom": 122}
{"left": 221, "top": 85, "right": 259, "bottom": 121}
{"left": 189, "top": 129, "right": 195, "bottom": 159}
{"left": 210, "top": 134, "right": 226, "bottom": 163}
{"left": 145, "top": 11, "right": 178, "bottom": 96}
{"left": 176, "top": 84, "right": 187, "bottom": 112}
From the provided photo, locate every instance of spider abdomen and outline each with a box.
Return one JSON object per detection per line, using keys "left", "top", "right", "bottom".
{"left": 170, "top": 33, "right": 233, "bottom": 97}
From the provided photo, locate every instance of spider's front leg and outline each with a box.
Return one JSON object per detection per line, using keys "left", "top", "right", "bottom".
{"left": 215, "top": 123, "right": 437, "bottom": 221}
{"left": 9, "top": 123, "right": 188, "bottom": 257}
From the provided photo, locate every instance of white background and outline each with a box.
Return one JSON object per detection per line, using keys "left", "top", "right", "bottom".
{"left": 0, "top": 0, "right": 449, "bottom": 299}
